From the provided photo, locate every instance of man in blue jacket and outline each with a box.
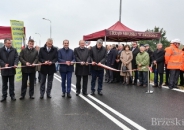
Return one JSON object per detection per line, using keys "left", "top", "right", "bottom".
{"left": 58, "top": 40, "right": 75, "bottom": 98}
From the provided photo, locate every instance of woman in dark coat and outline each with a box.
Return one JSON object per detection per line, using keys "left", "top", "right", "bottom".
{"left": 152, "top": 43, "right": 165, "bottom": 87}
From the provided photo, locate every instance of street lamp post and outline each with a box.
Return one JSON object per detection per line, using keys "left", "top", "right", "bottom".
{"left": 119, "top": 0, "right": 122, "bottom": 22}
{"left": 42, "top": 18, "right": 52, "bottom": 38}
{"left": 35, "top": 33, "right": 41, "bottom": 46}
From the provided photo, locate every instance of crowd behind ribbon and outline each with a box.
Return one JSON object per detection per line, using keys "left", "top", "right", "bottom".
{"left": 0, "top": 38, "right": 183, "bottom": 102}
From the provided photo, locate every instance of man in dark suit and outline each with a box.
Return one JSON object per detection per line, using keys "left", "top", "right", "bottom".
{"left": 0, "top": 38, "right": 19, "bottom": 102}
{"left": 152, "top": 43, "right": 165, "bottom": 88}
{"left": 130, "top": 42, "right": 139, "bottom": 85}
{"left": 105, "top": 44, "right": 116, "bottom": 83}
{"left": 74, "top": 40, "right": 90, "bottom": 96}
{"left": 39, "top": 38, "right": 58, "bottom": 99}
{"left": 114, "top": 44, "right": 124, "bottom": 83}
{"left": 144, "top": 44, "right": 153, "bottom": 67}
{"left": 90, "top": 39, "right": 106, "bottom": 95}
{"left": 19, "top": 39, "right": 38, "bottom": 100}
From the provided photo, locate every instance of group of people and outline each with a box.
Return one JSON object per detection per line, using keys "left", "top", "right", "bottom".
{"left": 0, "top": 37, "right": 183, "bottom": 102}
{"left": 105, "top": 39, "right": 184, "bottom": 90}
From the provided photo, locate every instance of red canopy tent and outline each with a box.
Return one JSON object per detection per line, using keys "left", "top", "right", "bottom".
{"left": 83, "top": 21, "right": 161, "bottom": 42}
{"left": 0, "top": 26, "right": 26, "bottom": 40}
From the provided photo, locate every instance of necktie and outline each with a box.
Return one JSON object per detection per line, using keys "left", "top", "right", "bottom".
{"left": 47, "top": 48, "right": 50, "bottom": 52}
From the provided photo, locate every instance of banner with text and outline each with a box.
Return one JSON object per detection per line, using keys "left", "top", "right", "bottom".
{"left": 10, "top": 20, "right": 24, "bottom": 82}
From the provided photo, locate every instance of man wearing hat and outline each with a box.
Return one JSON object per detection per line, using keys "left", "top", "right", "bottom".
{"left": 165, "top": 39, "right": 182, "bottom": 89}
{"left": 90, "top": 39, "right": 106, "bottom": 95}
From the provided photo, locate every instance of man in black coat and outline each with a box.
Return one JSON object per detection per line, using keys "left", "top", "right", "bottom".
{"left": 39, "top": 38, "right": 58, "bottom": 99}
{"left": 130, "top": 42, "right": 139, "bottom": 85}
{"left": 152, "top": 43, "right": 165, "bottom": 87}
{"left": 144, "top": 44, "right": 153, "bottom": 66}
{"left": 0, "top": 38, "right": 19, "bottom": 102}
{"left": 19, "top": 39, "right": 38, "bottom": 99}
{"left": 90, "top": 39, "right": 106, "bottom": 95}
{"left": 74, "top": 40, "right": 90, "bottom": 96}
{"left": 115, "top": 44, "right": 124, "bottom": 83}
{"left": 105, "top": 44, "right": 116, "bottom": 83}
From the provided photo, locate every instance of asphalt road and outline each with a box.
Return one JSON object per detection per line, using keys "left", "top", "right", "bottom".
{"left": 0, "top": 72, "right": 184, "bottom": 130}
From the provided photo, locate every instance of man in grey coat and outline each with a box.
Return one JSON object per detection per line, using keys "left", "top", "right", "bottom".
{"left": 0, "top": 38, "right": 19, "bottom": 102}
{"left": 19, "top": 39, "right": 38, "bottom": 99}
{"left": 74, "top": 40, "right": 90, "bottom": 96}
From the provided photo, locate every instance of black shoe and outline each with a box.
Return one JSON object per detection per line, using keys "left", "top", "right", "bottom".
{"left": 152, "top": 85, "right": 158, "bottom": 87}
{"left": 67, "top": 93, "right": 71, "bottom": 98}
{"left": 1, "top": 97, "right": 6, "bottom": 102}
{"left": 143, "top": 85, "right": 147, "bottom": 88}
{"left": 126, "top": 83, "right": 130, "bottom": 86}
{"left": 108, "top": 80, "right": 113, "bottom": 83}
{"left": 158, "top": 85, "right": 162, "bottom": 88}
{"left": 104, "top": 80, "right": 109, "bottom": 83}
{"left": 163, "top": 83, "right": 168, "bottom": 86}
{"left": 82, "top": 92, "right": 88, "bottom": 96}
{"left": 19, "top": 96, "right": 25, "bottom": 100}
{"left": 30, "top": 96, "right": 35, "bottom": 99}
{"left": 11, "top": 96, "right": 16, "bottom": 101}
{"left": 90, "top": 91, "right": 95, "bottom": 95}
{"left": 40, "top": 96, "right": 43, "bottom": 99}
{"left": 47, "top": 95, "right": 52, "bottom": 98}
{"left": 76, "top": 93, "right": 80, "bottom": 96}
{"left": 98, "top": 91, "right": 103, "bottom": 96}
{"left": 62, "top": 93, "right": 65, "bottom": 97}
{"left": 137, "top": 84, "right": 143, "bottom": 87}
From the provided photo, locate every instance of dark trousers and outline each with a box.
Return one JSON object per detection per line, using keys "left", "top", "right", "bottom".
{"left": 91, "top": 69, "right": 104, "bottom": 92}
{"left": 76, "top": 75, "right": 88, "bottom": 94}
{"left": 21, "top": 73, "right": 35, "bottom": 97}
{"left": 154, "top": 71, "right": 163, "bottom": 86}
{"left": 40, "top": 73, "right": 54, "bottom": 96}
{"left": 139, "top": 71, "right": 148, "bottom": 85}
{"left": 165, "top": 65, "right": 170, "bottom": 85}
{"left": 60, "top": 71, "right": 72, "bottom": 93}
{"left": 169, "top": 69, "right": 180, "bottom": 89}
{"left": 179, "top": 70, "right": 184, "bottom": 85}
{"left": 1, "top": 75, "right": 15, "bottom": 98}
{"left": 105, "top": 69, "right": 113, "bottom": 81}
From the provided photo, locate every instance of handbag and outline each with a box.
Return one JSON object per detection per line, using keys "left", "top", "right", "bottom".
{"left": 122, "top": 65, "right": 127, "bottom": 73}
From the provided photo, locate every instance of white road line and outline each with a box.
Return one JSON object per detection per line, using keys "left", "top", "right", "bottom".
{"left": 70, "top": 82, "right": 146, "bottom": 130}
{"left": 54, "top": 76, "right": 131, "bottom": 130}
{"left": 54, "top": 74, "right": 146, "bottom": 130}
{"left": 149, "top": 83, "right": 184, "bottom": 93}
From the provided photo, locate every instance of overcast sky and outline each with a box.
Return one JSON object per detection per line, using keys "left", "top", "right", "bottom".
{"left": 0, "top": 0, "right": 184, "bottom": 49}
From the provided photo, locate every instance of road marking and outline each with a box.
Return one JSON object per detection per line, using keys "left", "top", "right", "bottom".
{"left": 54, "top": 74, "right": 146, "bottom": 130}
{"left": 54, "top": 76, "right": 131, "bottom": 130}
{"left": 149, "top": 83, "right": 184, "bottom": 93}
